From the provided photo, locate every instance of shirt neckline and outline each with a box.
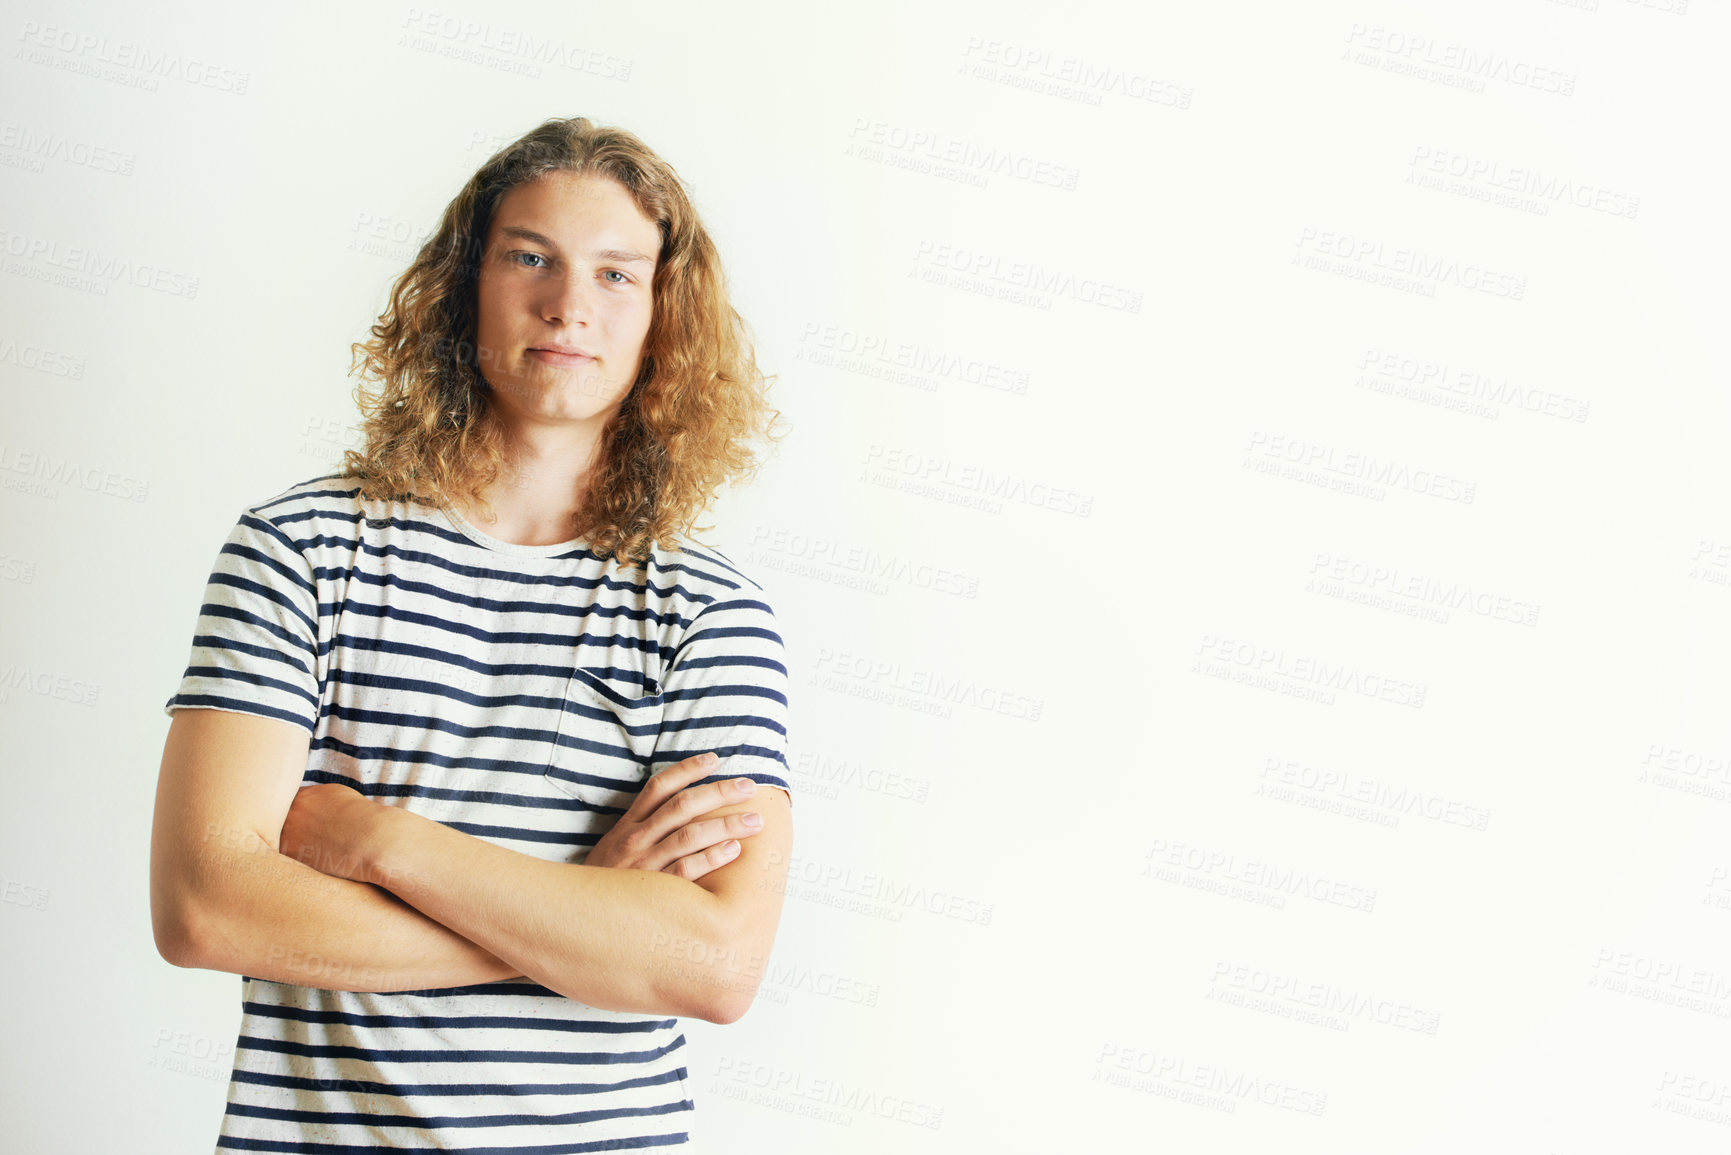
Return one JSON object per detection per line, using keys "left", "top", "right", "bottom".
{"left": 434, "top": 500, "right": 590, "bottom": 559}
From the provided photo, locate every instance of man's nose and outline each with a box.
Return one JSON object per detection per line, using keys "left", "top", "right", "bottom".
{"left": 541, "top": 271, "right": 596, "bottom": 324}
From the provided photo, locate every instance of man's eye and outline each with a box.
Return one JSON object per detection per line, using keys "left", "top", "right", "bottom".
{"left": 512, "top": 252, "right": 548, "bottom": 269}
{"left": 603, "top": 270, "right": 628, "bottom": 284}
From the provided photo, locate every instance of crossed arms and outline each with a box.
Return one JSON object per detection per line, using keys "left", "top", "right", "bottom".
{"left": 149, "top": 707, "right": 792, "bottom": 1024}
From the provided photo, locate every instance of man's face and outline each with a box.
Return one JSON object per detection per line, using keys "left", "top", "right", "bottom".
{"left": 472, "top": 171, "right": 660, "bottom": 428}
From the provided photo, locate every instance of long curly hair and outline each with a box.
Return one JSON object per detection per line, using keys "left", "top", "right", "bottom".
{"left": 342, "top": 116, "right": 781, "bottom": 564}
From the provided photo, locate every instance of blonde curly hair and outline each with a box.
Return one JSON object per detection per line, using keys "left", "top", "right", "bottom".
{"left": 343, "top": 116, "right": 781, "bottom": 564}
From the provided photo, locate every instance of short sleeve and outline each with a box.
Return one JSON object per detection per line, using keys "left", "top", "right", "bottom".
{"left": 163, "top": 509, "right": 321, "bottom": 734}
{"left": 651, "top": 593, "right": 792, "bottom": 807}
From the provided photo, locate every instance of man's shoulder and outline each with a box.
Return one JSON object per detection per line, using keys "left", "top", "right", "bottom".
{"left": 234, "top": 474, "right": 372, "bottom": 543}
{"left": 243, "top": 472, "right": 359, "bottom": 511}
{"left": 644, "top": 538, "right": 772, "bottom": 611}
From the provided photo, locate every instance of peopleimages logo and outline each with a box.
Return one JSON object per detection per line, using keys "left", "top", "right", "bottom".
{"left": 1342, "top": 23, "right": 1577, "bottom": 96}
{"left": 0, "top": 124, "right": 137, "bottom": 174}
{"left": 1094, "top": 1044, "right": 1328, "bottom": 1116}
{"left": 1208, "top": 962, "right": 1443, "bottom": 1035}
{"left": 799, "top": 321, "right": 1031, "bottom": 395}
{"left": 957, "top": 37, "right": 1194, "bottom": 109}
{"left": 1293, "top": 227, "right": 1525, "bottom": 300}
{"left": 911, "top": 240, "right": 1142, "bottom": 312}
{"left": 749, "top": 525, "right": 981, "bottom": 599}
{"left": 846, "top": 118, "right": 1080, "bottom": 190}
{"left": 713, "top": 1057, "right": 944, "bottom": 1130}
{"left": 397, "top": 9, "right": 632, "bottom": 78}
{"left": 810, "top": 647, "right": 1044, "bottom": 723}
{"left": 1142, "top": 838, "right": 1378, "bottom": 913}
{"left": 15, "top": 21, "right": 252, "bottom": 94}
{"left": 1193, "top": 632, "right": 1428, "bottom": 710}
{"left": 0, "top": 665, "right": 100, "bottom": 706}
{"left": 1243, "top": 431, "right": 1477, "bottom": 505}
{"left": 862, "top": 443, "right": 1093, "bottom": 517}
{"left": 1406, "top": 146, "right": 1639, "bottom": 220}
{"left": 0, "top": 444, "right": 149, "bottom": 502}
{"left": 0, "top": 228, "right": 200, "bottom": 298}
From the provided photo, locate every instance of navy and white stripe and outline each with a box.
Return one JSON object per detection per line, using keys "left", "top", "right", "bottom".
{"left": 165, "top": 474, "right": 791, "bottom": 1150}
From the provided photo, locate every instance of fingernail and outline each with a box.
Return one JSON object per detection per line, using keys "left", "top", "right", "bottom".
{"left": 721, "top": 840, "right": 740, "bottom": 854}
{"left": 733, "top": 778, "right": 757, "bottom": 793}
{"left": 742, "top": 812, "right": 763, "bottom": 828}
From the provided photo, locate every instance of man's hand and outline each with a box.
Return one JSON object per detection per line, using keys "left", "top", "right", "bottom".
{"left": 586, "top": 753, "right": 766, "bottom": 880}
{"left": 279, "top": 782, "right": 394, "bottom": 886}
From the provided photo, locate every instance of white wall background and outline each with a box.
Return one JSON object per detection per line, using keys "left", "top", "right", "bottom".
{"left": 3, "top": 0, "right": 1727, "bottom": 1150}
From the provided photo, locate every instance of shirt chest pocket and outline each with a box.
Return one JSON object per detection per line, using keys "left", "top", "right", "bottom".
{"left": 544, "top": 669, "right": 666, "bottom": 813}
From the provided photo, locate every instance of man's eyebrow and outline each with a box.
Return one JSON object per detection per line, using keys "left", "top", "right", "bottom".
{"left": 498, "top": 226, "right": 655, "bottom": 266}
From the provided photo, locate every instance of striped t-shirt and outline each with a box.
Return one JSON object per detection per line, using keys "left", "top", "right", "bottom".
{"left": 163, "top": 474, "right": 792, "bottom": 1150}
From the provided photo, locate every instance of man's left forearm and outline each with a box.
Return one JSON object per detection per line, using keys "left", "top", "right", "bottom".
{"left": 364, "top": 803, "right": 729, "bottom": 1019}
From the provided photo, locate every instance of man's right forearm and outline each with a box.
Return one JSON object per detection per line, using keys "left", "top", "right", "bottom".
{"left": 177, "top": 834, "right": 525, "bottom": 992}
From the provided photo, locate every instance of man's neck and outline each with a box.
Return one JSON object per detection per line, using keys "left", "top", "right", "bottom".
{"left": 453, "top": 417, "right": 604, "bottom": 547}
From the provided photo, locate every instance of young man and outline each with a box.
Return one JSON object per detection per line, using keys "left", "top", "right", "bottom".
{"left": 151, "top": 117, "right": 792, "bottom": 1149}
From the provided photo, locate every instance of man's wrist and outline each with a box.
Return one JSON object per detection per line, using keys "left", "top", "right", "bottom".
{"left": 359, "top": 801, "right": 416, "bottom": 892}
